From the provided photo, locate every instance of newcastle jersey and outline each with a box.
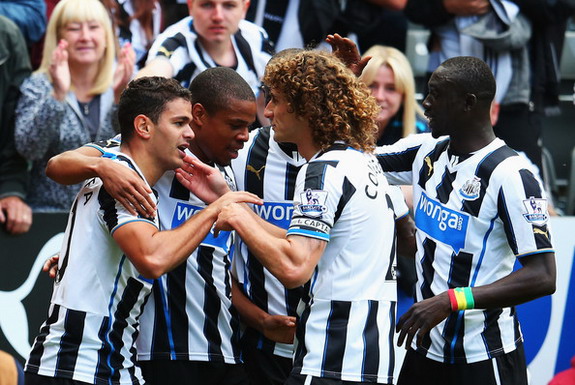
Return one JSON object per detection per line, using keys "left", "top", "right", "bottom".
{"left": 376, "top": 134, "right": 554, "bottom": 364}
{"left": 146, "top": 17, "right": 273, "bottom": 93}
{"left": 231, "top": 127, "right": 307, "bottom": 359}
{"left": 288, "top": 144, "right": 397, "bottom": 383}
{"left": 25, "top": 152, "right": 157, "bottom": 385}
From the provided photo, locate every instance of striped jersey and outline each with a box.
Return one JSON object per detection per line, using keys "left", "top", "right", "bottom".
{"left": 25, "top": 152, "right": 157, "bottom": 385}
{"left": 146, "top": 17, "right": 273, "bottom": 93}
{"left": 376, "top": 134, "right": 554, "bottom": 364}
{"left": 288, "top": 143, "right": 398, "bottom": 384}
{"left": 89, "top": 139, "right": 243, "bottom": 365}
{"left": 231, "top": 127, "right": 307, "bottom": 359}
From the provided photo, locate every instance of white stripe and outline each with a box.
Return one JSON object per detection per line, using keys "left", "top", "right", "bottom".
{"left": 491, "top": 356, "right": 502, "bottom": 385}
{"left": 304, "top": 375, "right": 313, "bottom": 385}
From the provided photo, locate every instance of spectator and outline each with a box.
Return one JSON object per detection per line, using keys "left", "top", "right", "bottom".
{"left": 14, "top": 0, "right": 135, "bottom": 212}
{"left": 0, "top": 15, "right": 32, "bottom": 235}
{"left": 245, "top": 0, "right": 304, "bottom": 51}
{"left": 112, "top": 0, "right": 163, "bottom": 69}
{"left": 360, "top": 44, "right": 428, "bottom": 145}
{"left": 0, "top": 0, "right": 46, "bottom": 44}
{"left": 138, "top": 0, "right": 273, "bottom": 94}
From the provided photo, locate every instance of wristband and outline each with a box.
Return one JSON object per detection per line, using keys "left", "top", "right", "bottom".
{"left": 453, "top": 287, "right": 475, "bottom": 311}
{"left": 447, "top": 288, "right": 459, "bottom": 312}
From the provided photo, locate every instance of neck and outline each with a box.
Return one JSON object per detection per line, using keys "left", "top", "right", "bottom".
{"left": 449, "top": 120, "right": 496, "bottom": 154}
{"left": 198, "top": 37, "right": 236, "bottom": 67}
{"left": 69, "top": 62, "right": 100, "bottom": 100}
{"left": 120, "top": 143, "right": 164, "bottom": 187}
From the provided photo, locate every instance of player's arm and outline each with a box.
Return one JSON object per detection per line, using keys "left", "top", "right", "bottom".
{"left": 215, "top": 203, "right": 326, "bottom": 289}
{"left": 396, "top": 214, "right": 416, "bottom": 258}
{"left": 113, "top": 190, "right": 263, "bottom": 279}
{"left": 397, "top": 251, "right": 556, "bottom": 349}
{"left": 46, "top": 146, "right": 156, "bottom": 216}
{"left": 135, "top": 57, "right": 174, "bottom": 79}
{"left": 231, "top": 277, "right": 296, "bottom": 344}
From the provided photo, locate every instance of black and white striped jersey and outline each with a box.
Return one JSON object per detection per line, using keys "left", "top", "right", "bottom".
{"left": 146, "top": 17, "right": 273, "bottom": 93}
{"left": 25, "top": 152, "right": 157, "bottom": 385}
{"left": 135, "top": 164, "right": 242, "bottom": 364}
{"left": 231, "top": 127, "right": 307, "bottom": 359}
{"left": 376, "top": 134, "right": 554, "bottom": 364}
{"left": 88, "top": 139, "right": 243, "bottom": 365}
{"left": 288, "top": 143, "right": 398, "bottom": 383}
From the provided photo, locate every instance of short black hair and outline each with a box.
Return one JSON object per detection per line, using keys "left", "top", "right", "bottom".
{"left": 440, "top": 56, "right": 496, "bottom": 102}
{"left": 188, "top": 67, "right": 255, "bottom": 115}
{"left": 118, "top": 76, "right": 192, "bottom": 141}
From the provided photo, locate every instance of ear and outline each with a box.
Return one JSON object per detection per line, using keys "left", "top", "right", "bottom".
{"left": 134, "top": 115, "right": 152, "bottom": 139}
{"left": 464, "top": 93, "right": 477, "bottom": 112}
{"left": 192, "top": 103, "right": 206, "bottom": 127}
{"left": 243, "top": 0, "right": 251, "bottom": 15}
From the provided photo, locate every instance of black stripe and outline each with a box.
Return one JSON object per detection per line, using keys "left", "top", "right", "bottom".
{"left": 244, "top": 128, "right": 270, "bottom": 198}
{"left": 285, "top": 286, "right": 304, "bottom": 317}
{"left": 362, "top": 300, "right": 380, "bottom": 381}
{"left": 175, "top": 62, "right": 197, "bottom": 89}
{"left": 481, "top": 308, "right": 504, "bottom": 356}
{"left": 109, "top": 277, "right": 145, "bottom": 382}
{"left": 461, "top": 146, "right": 517, "bottom": 217}
{"left": 197, "top": 245, "right": 224, "bottom": 361}
{"left": 157, "top": 32, "right": 187, "bottom": 57}
{"left": 55, "top": 309, "right": 86, "bottom": 378}
{"left": 448, "top": 251, "right": 473, "bottom": 288}
{"left": 95, "top": 316, "right": 112, "bottom": 380}
{"left": 150, "top": 281, "right": 170, "bottom": 359}
{"left": 293, "top": 301, "right": 311, "bottom": 372}
{"left": 420, "top": 238, "right": 436, "bottom": 300}
{"left": 518, "top": 169, "right": 553, "bottom": 249}
{"left": 27, "top": 304, "right": 61, "bottom": 373}
{"left": 436, "top": 169, "right": 456, "bottom": 204}
{"left": 169, "top": 174, "right": 191, "bottom": 201}
{"left": 333, "top": 176, "right": 356, "bottom": 224}
{"left": 497, "top": 189, "right": 519, "bottom": 255}
{"left": 247, "top": 253, "right": 268, "bottom": 311}
{"left": 128, "top": 296, "right": 149, "bottom": 384}
{"left": 99, "top": 187, "right": 119, "bottom": 233}
{"left": 321, "top": 301, "right": 351, "bottom": 378}
{"left": 441, "top": 312, "right": 467, "bottom": 364}
{"left": 285, "top": 162, "right": 301, "bottom": 200}
{"left": 56, "top": 198, "right": 79, "bottom": 282}
{"left": 384, "top": 220, "right": 397, "bottom": 281}
{"left": 377, "top": 145, "right": 421, "bottom": 173}
{"left": 417, "top": 140, "right": 449, "bottom": 189}
{"left": 387, "top": 302, "right": 396, "bottom": 382}
{"left": 234, "top": 29, "right": 258, "bottom": 74}
{"left": 229, "top": 303, "right": 242, "bottom": 361}
{"left": 167, "top": 263, "right": 190, "bottom": 354}
{"left": 304, "top": 161, "right": 339, "bottom": 190}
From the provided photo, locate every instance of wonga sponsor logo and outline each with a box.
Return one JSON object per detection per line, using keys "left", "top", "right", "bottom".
{"left": 415, "top": 192, "right": 469, "bottom": 253}
{"left": 253, "top": 202, "right": 294, "bottom": 229}
{"left": 171, "top": 202, "right": 231, "bottom": 250}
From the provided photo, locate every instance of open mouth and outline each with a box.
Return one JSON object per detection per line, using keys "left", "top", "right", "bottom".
{"left": 177, "top": 145, "right": 188, "bottom": 158}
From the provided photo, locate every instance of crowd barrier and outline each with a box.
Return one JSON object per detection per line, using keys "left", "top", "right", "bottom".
{"left": 1, "top": 214, "right": 573, "bottom": 384}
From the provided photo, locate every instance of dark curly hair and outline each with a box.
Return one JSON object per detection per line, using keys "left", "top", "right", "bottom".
{"left": 263, "top": 50, "right": 379, "bottom": 152}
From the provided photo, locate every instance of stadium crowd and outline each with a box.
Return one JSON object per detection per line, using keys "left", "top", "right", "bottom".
{"left": 1, "top": 0, "right": 573, "bottom": 384}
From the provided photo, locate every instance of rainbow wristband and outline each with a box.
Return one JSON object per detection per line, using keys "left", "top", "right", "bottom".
{"left": 454, "top": 287, "right": 475, "bottom": 310}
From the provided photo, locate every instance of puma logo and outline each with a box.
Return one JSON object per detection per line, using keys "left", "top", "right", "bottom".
{"left": 533, "top": 227, "right": 549, "bottom": 238}
{"left": 424, "top": 157, "right": 433, "bottom": 176}
{"left": 247, "top": 165, "right": 265, "bottom": 180}
{"left": 158, "top": 46, "right": 174, "bottom": 58}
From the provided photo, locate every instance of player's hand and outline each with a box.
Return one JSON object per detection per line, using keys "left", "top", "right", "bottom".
{"left": 0, "top": 196, "right": 32, "bottom": 235}
{"left": 443, "top": 0, "right": 490, "bottom": 16}
{"left": 326, "top": 33, "right": 371, "bottom": 77}
{"left": 396, "top": 291, "right": 451, "bottom": 349}
{"left": 42, "top": 254, "right": 59, "bottom": 279}
{"left": 261, "top": 315, "right": 296, "bottom": 344}
{"left": 99, "top": 157, "right": 156, "bottom": 217}
{"left": 176, "top": 155, "right": 231, "bottom": 204}
{"left": 113, "top": 42, "right": 136, "bottom": 103}
{"left": 213, "top": 195, "right": 262, "bottom": 236}
{"left": 50, "top": 39, "right": 71, "bottom": 101}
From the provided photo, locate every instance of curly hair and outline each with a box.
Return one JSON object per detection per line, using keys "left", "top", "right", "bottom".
{"left": 262, "top": 50, "right": 379, "bottom": 153}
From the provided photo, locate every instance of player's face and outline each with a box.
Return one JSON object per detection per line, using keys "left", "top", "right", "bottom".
{"left": 369, "top": 64, "right": 403, "bottom": 128}
{"left": 264, "top": 88, "right": 303, "bottom": 144}
{"left": 423, "top": 67, "right": 458, "bottom": 138}
{"left": 188, "top": 0, "right": 249, "bottom": 45}
{"left": 191, "top": 98, "right": 255, "bottom": 165}
{"left": 60, "top": 20, "right": 107, "bottom": 65}
{"left": 151, "top": 98, "right": 194, "bottom": 170}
